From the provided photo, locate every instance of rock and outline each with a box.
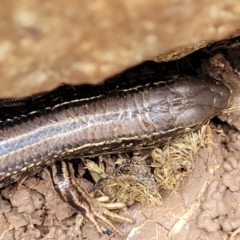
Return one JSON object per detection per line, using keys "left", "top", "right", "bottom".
{"left": 0, "top": 0, "right": 240, "bottom": 97}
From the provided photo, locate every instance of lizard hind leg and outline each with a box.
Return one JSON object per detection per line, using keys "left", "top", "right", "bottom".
{"left": 50, "top": 160, "right": 134, "bottom": 237}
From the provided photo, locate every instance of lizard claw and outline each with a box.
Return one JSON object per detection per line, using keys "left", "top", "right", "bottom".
{"left": 50, "top": 161, "right": 134, "bottom": 236}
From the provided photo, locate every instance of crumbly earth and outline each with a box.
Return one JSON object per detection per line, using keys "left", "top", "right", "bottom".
{"left": 1, "top": 108, "right": 240, "bottom": 240}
